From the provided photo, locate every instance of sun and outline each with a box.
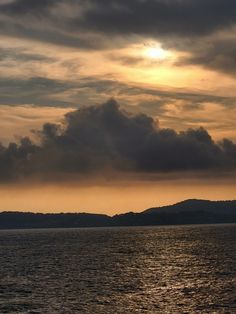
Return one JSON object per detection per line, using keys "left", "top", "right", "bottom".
{"left": 144, "top": 46, "right": 170, "bottom": 60}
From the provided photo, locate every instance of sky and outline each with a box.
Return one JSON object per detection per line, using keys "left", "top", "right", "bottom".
{"left": 0, "top": 0, "right": 236, "bottom": 213}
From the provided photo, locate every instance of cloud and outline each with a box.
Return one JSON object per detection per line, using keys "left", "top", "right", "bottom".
{"left": 75, "top": 0, "right": 236, "bottom": 38}
{"left": 0, "top": 99, "right": 235, "bottom": 183}
{"left": 0, "top": 47, "right": 55, "bottom": 63}
{"left": 1, "top": 75, "right": 234, "bottom": 108}
{"left": 1, "top": 0, "right": 56, "bottom": 14}
{"left": 0, "top": 0, "right": 235, "bottom": 77}
{"left": 2, "top": 0, "right": 235, "bottom": 36}
{"left": 0, "top": 0, "right": 111, "bottom": 50}
{"left": 1, "top": 0, "right": 235, "bottom": 41}
{"left": 176, "top": 37, "right": 236, "bottom": 77}
{"left": 0, "top": 76, "right": 74, "bottom": 106}
{"left": 0, "top": 75, "right": 235, "bottom": 143}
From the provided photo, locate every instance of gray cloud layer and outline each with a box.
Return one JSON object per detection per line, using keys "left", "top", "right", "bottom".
{"left": 1, "top": 75, "right": 234, "bottom": 107}
{"left": 2, "top": 0, "right": 235, "bottom": 37}
{"left": 177, "top": 38, "right": 236, "bottom": 77}
{"left": 75, "top": 0, "right": 236, "bottom": 37}
{"left": 0, "top": 100, "right": 235, "bottom": 182}
{"left": 0, "top": 0, "right": 235, "bottom": 75}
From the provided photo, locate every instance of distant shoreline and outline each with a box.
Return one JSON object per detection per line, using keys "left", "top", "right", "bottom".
{"left": 1, "top": 199, "right": 235, "bottom": 230}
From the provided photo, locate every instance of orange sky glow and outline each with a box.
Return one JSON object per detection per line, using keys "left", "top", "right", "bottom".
{"left": 0, "top": 0, "right": 235, "bottom": 213}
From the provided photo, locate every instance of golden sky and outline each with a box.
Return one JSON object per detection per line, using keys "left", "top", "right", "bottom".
{"left": 0, "top": 0, "right": 235, "bottom": 212}
{"left": 1, "top": 178, "right": 236, "bottom": 214}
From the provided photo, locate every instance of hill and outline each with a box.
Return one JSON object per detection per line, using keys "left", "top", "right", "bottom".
{"left": 0, "top": 199, "right": 235, "bottom": 229}
{"left": 143, "top": 199, "right": 236, "bottom": 215}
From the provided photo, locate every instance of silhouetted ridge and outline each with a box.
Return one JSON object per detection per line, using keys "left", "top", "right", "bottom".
{"left": 0, "top": 212, "right": 111, "bottom": 229}
{"left": 0, "top": 199, "right": 235, "bottom": 229}
{"left": 143, "top": 199, "right": 236, "bottom": 214}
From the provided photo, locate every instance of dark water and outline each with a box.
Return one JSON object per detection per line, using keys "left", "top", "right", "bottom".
{"left": 0, "top": 225, "right": 235, "bottom": 313}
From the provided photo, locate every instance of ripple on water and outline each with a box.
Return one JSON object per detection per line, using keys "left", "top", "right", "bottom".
{"left": 0, "top": 224, "right": 235, "bottom": 313}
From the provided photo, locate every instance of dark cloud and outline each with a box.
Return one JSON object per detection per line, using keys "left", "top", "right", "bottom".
{"left": 0, "top": 0, "right": 235, "bottom": 75}
{"left": 0, "top": 100, "right": 235, "bottom": 182}
{"left": 71, "top": 76, "right": 235, "bottom": 106}
{"left": 1, "top": 0, "right": 56, "bottom": 15}
{"left": 3, "top": 0, "right": 230, "bottom": 38}
{"left": 0, "top": 47, "right": 54, "bottom": 62}
{"left": 176, "top": 38, "right": 236, "bottom": 77}
{"left": 0, "top": 20, "right": 106, "bottom": 50}
{"left": 2, "top": 75, "right": 234, "bottom": 108}
{"left": 1, "top": 0, "right": 235, "bottom": 40}
{"left": 0, "top": 76, "right": 74, "bottom": 106}
{"left": 75, "top": 0, "right": 236, "bottom": 38}
{"left": 0, "top": 0, "right": 108, "bottom": 50}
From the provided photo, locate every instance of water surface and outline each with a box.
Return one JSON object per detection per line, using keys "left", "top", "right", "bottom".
{"left": 0, "top": 224, "right": 235, "bottom": 313}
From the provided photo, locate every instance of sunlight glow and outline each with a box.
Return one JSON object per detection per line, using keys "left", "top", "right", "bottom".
{"left": 144, "top": 46, "right": 169, "bottom": 60}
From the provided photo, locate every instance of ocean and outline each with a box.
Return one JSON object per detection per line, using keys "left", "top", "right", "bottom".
{"left": 0, "top": 224, "right": 235, "bottom": 313}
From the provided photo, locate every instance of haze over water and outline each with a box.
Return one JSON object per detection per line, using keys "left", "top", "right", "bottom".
{"left": 0, "top": 224, "right": 235, "bottom": 313}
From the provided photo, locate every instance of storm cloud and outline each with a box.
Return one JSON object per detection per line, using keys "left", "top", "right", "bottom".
{"left": 0, "top": 100, "right": 235, "bottom": 182}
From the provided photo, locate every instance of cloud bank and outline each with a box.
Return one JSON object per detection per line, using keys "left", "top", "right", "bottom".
{"left": 0, "top": 100, "right": 235, "bottom": 183}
